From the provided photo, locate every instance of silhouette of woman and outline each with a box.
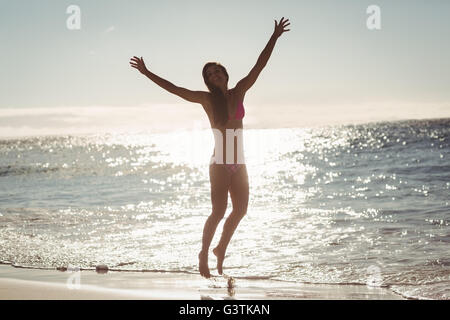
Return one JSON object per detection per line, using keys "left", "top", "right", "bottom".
{"left": 130, "top": 17, "right": 290, "bottom": 278}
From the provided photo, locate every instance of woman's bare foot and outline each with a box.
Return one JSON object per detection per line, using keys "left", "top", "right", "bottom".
{"left": 198, "top": 251, "right": 211, "bottom": 278}
{"left": 212, "top": 247, "right": 225, "bottom": 275}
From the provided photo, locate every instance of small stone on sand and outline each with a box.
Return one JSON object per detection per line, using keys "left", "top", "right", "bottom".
{"left": 96, "top": 265, "right": 108, "bottom": 274}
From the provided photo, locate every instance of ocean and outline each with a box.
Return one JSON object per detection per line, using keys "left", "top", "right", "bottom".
{"left": 0, "top": 118, "right": 449, "bottom": 300}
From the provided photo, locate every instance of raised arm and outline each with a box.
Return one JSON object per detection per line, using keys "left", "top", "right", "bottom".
{"left": 235, "top": 17, "right": 290, "bottom": 96}
{"left": 129, "top": 56, "right": 208, "bottom": 104}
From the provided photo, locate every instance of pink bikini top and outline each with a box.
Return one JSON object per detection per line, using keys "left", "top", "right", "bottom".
{"left": 229, "top": 102, "right": 245, "bottom": 120}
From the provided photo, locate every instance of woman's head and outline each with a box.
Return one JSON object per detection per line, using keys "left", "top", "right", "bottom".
{"left": 202, "top": 62, "right": 229, "bottom": 127}
{"left": 202, "top": 62, "right": 229, "bottom": 92}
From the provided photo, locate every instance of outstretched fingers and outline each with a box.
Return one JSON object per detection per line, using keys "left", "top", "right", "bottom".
{"left": 274, "top": 17, "right": 291, "bottom": 36}
{"left": 129, "top": 57, "right": 139, "bottom": 66}
{"left": 130, "top": 56, "right": 141, "bottom": 64}
{"left": 129, "top": 56, "right": 147, "bottom": 72}
{"left": 281, "top": 18, "right": 290, "bottom": 29}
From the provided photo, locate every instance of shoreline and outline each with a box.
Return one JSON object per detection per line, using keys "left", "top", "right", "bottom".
{"left": 0, "top": 264, "right": 405, "bottom": 300}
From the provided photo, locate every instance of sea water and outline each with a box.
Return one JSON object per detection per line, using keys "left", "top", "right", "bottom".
{"left": 0, "top": 118, "right": 449, "bottom": 299}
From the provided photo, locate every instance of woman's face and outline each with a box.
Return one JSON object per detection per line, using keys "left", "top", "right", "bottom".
{"left": 206, "top": 65, "right": 227, "bottom": 87}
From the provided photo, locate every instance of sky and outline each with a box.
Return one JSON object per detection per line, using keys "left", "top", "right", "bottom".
{"left": 1, "top": 0, "right": 449, "bottom": 136}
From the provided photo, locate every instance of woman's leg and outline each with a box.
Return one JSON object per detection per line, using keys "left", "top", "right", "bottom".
{"left": 199, "top": 164, "right": 230, "bottom": 278}
{"left": 213, "top": 165, "right": 249, "bottom": 275}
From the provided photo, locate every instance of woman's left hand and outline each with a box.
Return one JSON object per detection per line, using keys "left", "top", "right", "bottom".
{"left": 273, "top": 17, "right": 290, "bottom": 38}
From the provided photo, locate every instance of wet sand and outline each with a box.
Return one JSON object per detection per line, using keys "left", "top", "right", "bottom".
{"left": 0, "top": 265, "right": 404, "bottom": 300}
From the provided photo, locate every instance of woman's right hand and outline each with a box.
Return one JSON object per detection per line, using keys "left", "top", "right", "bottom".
{"left": 130, "top": 56, "right": 149, "bottom": 75}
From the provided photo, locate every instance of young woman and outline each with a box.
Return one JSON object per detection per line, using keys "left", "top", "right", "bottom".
{"left": 130, "top": 17, "right": 290, "bottom": 278}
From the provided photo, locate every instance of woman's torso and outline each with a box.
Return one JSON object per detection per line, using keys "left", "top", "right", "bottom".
{"left": 202, "top": 88, "right": 244, "bottom": 129}
{"left": 201, "top": 88, "right": 246, "bottom": 165}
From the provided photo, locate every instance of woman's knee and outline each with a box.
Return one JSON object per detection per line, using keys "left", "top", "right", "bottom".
{"left": 233, "top": 207, "right": 247, "bottom": 219}
{"left": 210, "top": 207, "right": 226, "bottom": 220}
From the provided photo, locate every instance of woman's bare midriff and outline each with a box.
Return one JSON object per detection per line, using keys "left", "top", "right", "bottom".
{"left": 202, "top": 88, "right": 245, "bottom": 165}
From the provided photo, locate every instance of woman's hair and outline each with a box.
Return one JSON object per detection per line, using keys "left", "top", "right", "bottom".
{"left": 202, "top": 62, "right": 229, "bottom": 127}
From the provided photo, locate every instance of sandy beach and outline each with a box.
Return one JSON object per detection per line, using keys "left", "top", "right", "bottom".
{"left": 0, "top": 265, "right": 405, "bottom": 300}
